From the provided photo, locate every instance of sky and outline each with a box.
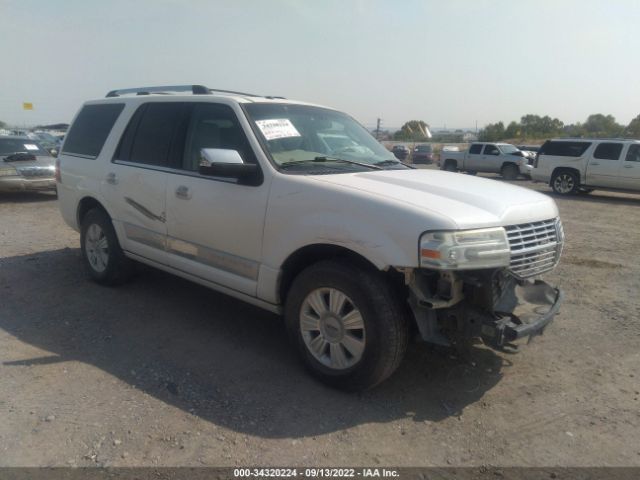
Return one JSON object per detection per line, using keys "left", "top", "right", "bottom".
{"left": 1, "top": 0, "right": 639, "bottom": 130}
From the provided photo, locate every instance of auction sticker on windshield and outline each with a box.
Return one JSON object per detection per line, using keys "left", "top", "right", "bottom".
{"left": 255, "top": 119, "right": 301, "bottom": 141}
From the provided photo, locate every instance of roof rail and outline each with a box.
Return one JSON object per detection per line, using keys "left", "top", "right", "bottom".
{"left": 105, "top": 84, "right": 279, "bottom": 99}
{"left": 105, "top": 85, "right": 210, "bottom": 97}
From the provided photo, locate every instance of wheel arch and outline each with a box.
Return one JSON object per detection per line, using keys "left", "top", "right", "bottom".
{"left": 76, "top": 196, "right": 111, "bottom": 228}
{"left": 278, "top": 243, "right": 384, "bottom": 304}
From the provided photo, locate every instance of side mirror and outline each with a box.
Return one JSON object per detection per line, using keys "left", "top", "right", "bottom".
{"left": 197, "top": 148, "right": 262, "bottom": 186}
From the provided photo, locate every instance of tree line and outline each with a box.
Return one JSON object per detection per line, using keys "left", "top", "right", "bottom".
{"left": 479, "top": 113, "right": 640, "bottom": 142}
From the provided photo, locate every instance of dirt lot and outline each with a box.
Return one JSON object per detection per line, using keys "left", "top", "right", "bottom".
{"left": 0, "top": 175, "right": 639, "bottom": 468}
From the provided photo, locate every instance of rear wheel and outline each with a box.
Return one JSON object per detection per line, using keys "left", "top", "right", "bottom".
{"left": 466, "top": 170, "right": 477, "bottom": 176}
{"left": 501, "top": 163, "right": 519, "bottom": 180}
{"left": 284, "top": 261, "right": 408, "bottom": 391}
{"left": 80, "top": 208, "right": 133, "bottom": 285}
{"left": 551, "top": 170, "right": 579, "bottom": 195}
{"left": 443, "top": 161, "right": 457, "bottom": 172}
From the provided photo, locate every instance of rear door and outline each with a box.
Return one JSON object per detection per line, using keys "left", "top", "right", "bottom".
{"left": 104, "top": 102, "right": 188, "bottom": 263}
{"left": 619, "top": 144, "right": 640, "bottom": 191}
{"left": 465, "top": 143, "right": 484, "bottom": 170}
{"left": 163, "top": 102, "right": 269, "bottom": 296}
{"left": 585, "top": 142, "right": 623, "bottom": 188}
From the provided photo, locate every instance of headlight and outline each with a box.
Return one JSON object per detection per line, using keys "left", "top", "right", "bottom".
{"left": 420, "top": 227, "right": 511, "bottom": 270}
{"left": 0, "top": 166, "right": 18, "bottom": 177}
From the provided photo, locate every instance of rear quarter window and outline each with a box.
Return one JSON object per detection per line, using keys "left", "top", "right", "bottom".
{"left": 62, "top": 103, "right": 125, "bottom": 158}
{"left": 539, "top": 141, "right": 591, "bottom": 157}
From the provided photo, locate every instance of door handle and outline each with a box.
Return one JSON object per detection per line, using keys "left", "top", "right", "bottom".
{"left": 105, "top": 172, "right": 118, "bottom": 185}
{"left": 175, "top": 185, "right": 191, "bottom": 200}
{"left": 590, "top": 162, "right": 600, "bottom": 166}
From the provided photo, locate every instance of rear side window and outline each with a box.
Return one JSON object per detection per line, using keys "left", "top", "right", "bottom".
{"left": 116, "top": 103, "right": 188, "bottom": 167}
{"left": 469, "top": 144, "right": 482, "bottom": 154}
{"left": 593, "top": 142, "right": 623, "bottom": 160}
{"left": 62, "top": 104, "right": 124, "bottom": 158}
{"left": 539, "top": 141, "right": 591, "bottom": 157}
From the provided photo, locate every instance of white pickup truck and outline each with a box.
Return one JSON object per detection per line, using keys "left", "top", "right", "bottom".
{"left": 440, "top": 142, "right": 533, "bottom": 179}
{"left": 57, "top": 85, "right": 564, "bottom": 390}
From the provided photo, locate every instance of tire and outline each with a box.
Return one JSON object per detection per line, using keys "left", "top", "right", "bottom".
{"left": 443, "top": 161, "right": 457, "bottom": 172}
{"left": 466, "top": 170, "right": 477, "bottom": 176}
{"left": 551, "top": 170, "right": 580, "bottom": 195}
{"left": 501, "top": 163, "right": 519, "bottom": 180}
{"left": 284, "top": 261, "right": 409, "bottom": 391}
{"left": 80, "top": 208, "right": 133, "bottom": 285}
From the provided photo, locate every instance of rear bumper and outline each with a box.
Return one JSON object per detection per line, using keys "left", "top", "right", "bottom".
{"left": 0, "top": 177, "right": 56, "bottom": 192}
{"left": 481, "top": 280, "right": 562, "bottom": 348}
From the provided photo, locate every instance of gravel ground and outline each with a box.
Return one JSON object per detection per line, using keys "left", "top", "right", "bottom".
{"left": 0, "top": 176, "right": 639, "bottom": 468}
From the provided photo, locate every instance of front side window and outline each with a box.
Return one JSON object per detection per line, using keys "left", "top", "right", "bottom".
{"left": 63, "top": 103, "right": 124, "bottom": 158}
{"left": 593, "top": 142, "right": 623, "bottom": 160}
{"left": 182, "top": 103, "right": 256, "bottom": 171}
{"left": 244, "top": 103, "right": 400, "bottom": 173}
{"left": 483, "top": 144, "right": 499, "bottom": 155}
{"left": 625, "top": 144, "right": 640, "bottom": 162}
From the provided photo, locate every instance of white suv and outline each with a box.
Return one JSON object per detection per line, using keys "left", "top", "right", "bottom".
{"left": 57, "top": 85, "right": 564, "bottom": 390}
{"left": 532, "top": 138, "right": 640, "bottom": 195}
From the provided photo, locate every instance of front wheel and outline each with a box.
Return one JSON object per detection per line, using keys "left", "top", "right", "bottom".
{"left": 501, "top": 163, "right": 519, "bottom": 180}
{"left": 284, "top": 261, "right": 409, "bottom": 391}
{"left": 551, "top": 170, "right": 580, "bottom": 195}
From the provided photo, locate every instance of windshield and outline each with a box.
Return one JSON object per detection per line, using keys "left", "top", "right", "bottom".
{"left": 0, "top": 138, "right": 50, "bottom": 156}
{"left": 498, "top": 144, "right": 519, "bottom": 154}
{"left": 244, "top": 103, "right": 398, "bottom": 171}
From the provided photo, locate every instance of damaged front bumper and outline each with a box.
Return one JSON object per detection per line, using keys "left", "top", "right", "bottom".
{"left": 480, "top": 279, "right": 563, "bottom": 348}
{"left": 406, "top": 268, "right": 563, "bottom": 350}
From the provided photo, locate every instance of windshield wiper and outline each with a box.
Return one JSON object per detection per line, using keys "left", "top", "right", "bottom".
{"left": 280, "top": 156, "right": 382, "bottom": 170}
{"left": 374, "top": 159, "right": 415, "bottom": 169}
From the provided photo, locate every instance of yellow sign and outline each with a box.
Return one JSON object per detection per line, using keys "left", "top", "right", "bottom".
{"left": 23, "top": 102, "right": 33, "bottom": 110}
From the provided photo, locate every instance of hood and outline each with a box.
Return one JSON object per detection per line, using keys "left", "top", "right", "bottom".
{"left": 311, "top": 169, "right": 558, "bottom": 229}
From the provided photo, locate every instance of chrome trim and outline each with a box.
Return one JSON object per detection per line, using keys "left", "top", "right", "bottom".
{"left": 167, "top": 236, "right": 259, "bottom": 281}
{"left": 506, "top": 218, "right": 563, "bottom": 279}
{"left": 123, "top": 223, "right": 166, "bottom": 250}
{"left": 122, "top": 222, "right": 259, "bottom": 281}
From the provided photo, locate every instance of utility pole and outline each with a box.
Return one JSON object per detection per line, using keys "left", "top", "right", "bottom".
{"left": 375, "top": 118, "right": 382, "bottom": 140}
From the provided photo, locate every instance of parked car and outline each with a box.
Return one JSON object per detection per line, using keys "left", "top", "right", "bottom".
{"left": 412, "top": 144, "right": 434, "bottom": 164}
{"left": 0, "top": 136, "right": 56, "bottom": 192}
{"left": 532, "top": 138, "right": 640, "bottom": 194}
{"left": 440, "top": 142, "right": 532, "bottom": 179}
{"left": 391, "top": 144, "right": 410, "bottom": 161}
{"left": 57, "top": 84, "right": 564, "bottom": 390}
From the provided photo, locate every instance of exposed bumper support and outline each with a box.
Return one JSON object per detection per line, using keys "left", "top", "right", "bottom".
{"left": 481, "top": 280, "right": 563, "bottom": 348}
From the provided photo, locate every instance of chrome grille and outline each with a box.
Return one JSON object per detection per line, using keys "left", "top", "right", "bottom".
{"left": 505, "top": 218, "right": 563, "bottom": 278}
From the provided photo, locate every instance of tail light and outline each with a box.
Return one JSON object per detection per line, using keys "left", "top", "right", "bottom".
{"left": 55, "top": 159, "right": 61, "bottom": 182}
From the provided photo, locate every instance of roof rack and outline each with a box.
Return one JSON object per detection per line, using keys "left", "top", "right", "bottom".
{"left": 106, "top": 85, "right": 210, "bottom": 97}
{"left": 105, "top": 84, "right": 284, "bottom": 99}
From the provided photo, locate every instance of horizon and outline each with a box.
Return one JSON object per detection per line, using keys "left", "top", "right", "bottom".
{"left": 1, "top": 0, "right": 639, "bottom": 130}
